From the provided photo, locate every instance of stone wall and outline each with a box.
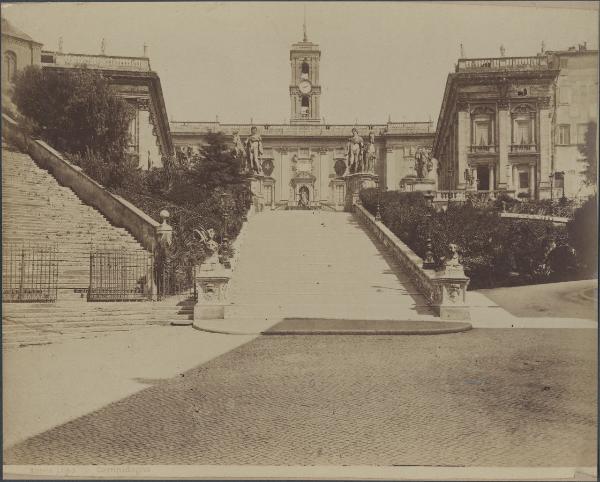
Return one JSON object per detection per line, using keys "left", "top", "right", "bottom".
{"left": 354, "top": 202, "right": 470, "bottom": 320}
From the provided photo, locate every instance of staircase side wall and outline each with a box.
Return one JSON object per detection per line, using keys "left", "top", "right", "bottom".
{"left": 2, "top": 113, "right": 160, "bottom": 253}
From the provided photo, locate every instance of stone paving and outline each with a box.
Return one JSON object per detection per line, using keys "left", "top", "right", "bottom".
{"left": 4, "top": 329, "right": 596, "bottom": 467}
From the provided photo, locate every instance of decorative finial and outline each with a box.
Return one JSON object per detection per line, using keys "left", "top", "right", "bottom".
{"left": 100, "top": 38, "right": 106, "bottom": 55}
{"left": 500, "top": 44, "right": 506, "bottom": 57}
{"left": 58, "top": 36, "right": 63, "bottom": 53}
{"left": 460, "top": 43, "right": 464, "bottom": 58}
{"left": 541, "top": 40, "right": 545, "bottom": 53}
{"left": 303, "top": 4, "right": 307, "bottom": 42}
{"left": 388, "top": 114, "right": 391, "bottom": 123}
{"left": 143, "top": 42, "right": 148, "bottom": 57}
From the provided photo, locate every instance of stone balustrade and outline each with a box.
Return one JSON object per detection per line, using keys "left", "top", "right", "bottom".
{"left": 170, "top": 121, "right": 434, "bottom": 137}
{"left": 354, "top": 203, "right": 470, "bottom": 320}
{"left": 456, "top": 56, "right": 548, "bottom": 72}
{"left": 43, "top": 52, "right": 151, "bottom": 72}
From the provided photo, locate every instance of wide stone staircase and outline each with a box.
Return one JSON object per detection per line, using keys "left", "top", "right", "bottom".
{"left": 227, "top": 210, "right": 436, "bottom": 321}
{"left": 2, "top": 143, "right": 190, "bottom": 348}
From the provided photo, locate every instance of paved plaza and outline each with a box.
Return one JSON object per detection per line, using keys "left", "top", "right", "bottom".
{"left": 4, "top": 328, "right": 596, "bottom": 467}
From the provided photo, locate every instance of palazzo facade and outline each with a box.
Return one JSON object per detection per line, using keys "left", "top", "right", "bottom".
{"left": 170, "top": 33, "right": 435, "bottom": 209}
{"left": 433, "top": 45, "right": 598, "bottom": 200}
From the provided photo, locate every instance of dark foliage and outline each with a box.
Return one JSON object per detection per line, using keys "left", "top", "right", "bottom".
{"left": 360, "top": 188, "right": 580, "bottom": 289}
{"left": 12, "top": 66, "right": 134, "bottom": 188}
{"left": 567, "top": 194, "right": 598, "bottom": 276}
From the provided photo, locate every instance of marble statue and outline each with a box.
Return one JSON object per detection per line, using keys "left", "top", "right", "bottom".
{"left": 232, "top": 130, "right": 245, "bottom": 161}
{"left": 346, "top": 128, "right": 364, "bottom": 174}
{"left": 366, "top": 130, "right": 376, "bottom": 173}
{"left": 194, "top": 225, "right": 220, "bottom": 267}
{"left": 414, "top": 147, "right": 433, "bottom": 179}
{"left": 245, "top": 126, "right": 263, "bottom": 175}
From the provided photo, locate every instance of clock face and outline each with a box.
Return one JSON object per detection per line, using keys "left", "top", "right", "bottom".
{"left": 298, "top": 80, "right": 312, "bottom": 94}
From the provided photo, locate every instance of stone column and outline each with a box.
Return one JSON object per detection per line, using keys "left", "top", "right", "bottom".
{"left": 457, "top": 106, "right": 470, "bottom": 190}
{"left": 529, "top": 163, "right": 535, "bottom": 198}
{"left": 489, "top": 162, "right": 495, "bottom": 191}
{"left": 497, "top": 105, "right": 510, "bottom": 189}
{"left": 538, "top": 100, "right": 552, "bottom": 198}
{"left": 471, "top": 166, "right": 478, "bottom": 191}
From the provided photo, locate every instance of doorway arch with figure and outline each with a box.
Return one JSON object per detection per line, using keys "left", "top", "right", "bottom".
{"left": 298, "top": 185, "right": 310, "bottom": 207}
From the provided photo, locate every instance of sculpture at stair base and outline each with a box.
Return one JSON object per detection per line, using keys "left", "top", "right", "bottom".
{"left": 191, "top": 225, "right": 232, "bottom": 320}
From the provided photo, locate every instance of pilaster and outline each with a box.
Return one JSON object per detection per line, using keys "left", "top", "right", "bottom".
{"left": 497, "top": 107, "right": 510, "bottom": 189}
{"left": 538, "top": 101, "right": 552, "bottom": 198}
{"left": 457, "top": 106, "right": 470, "bottom": 190}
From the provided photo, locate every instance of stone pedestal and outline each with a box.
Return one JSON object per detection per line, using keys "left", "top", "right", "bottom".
{"left": 399, "top": 176, "right": 436, "bottom": 192}
{"left": 261, "top": 176, "right": 276, "bottom": 210}
{"left": 431, "top": 273, "right": 470, "bottom": 321}
{"left": 249, "top": 175, "right": 265, "bottom": 212}
{"left": 344, "top": 172, "right": 378, "bottom": 211}
{"left": 193, "top": 260, "right": 231, "bottom": 320}
{"left": 329, "top": 177, "right": 346, "bottom": 211}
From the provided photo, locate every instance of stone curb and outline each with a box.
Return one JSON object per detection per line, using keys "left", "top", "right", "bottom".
{"left": 192, "top": 320, "right": 473, "bottom": 336}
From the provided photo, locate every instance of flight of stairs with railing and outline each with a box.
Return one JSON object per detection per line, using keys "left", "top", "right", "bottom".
{"left": 2, "top": 142, "right": 191, "bottom": 348}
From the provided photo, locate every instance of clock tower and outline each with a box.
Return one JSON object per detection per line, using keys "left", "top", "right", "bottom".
{"left": 289, "top": 22, "right": 321, "bottom": 124}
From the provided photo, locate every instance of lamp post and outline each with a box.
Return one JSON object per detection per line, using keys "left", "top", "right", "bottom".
{"left": 422, "top": 191, "right": 436, "bottom": 270}
{"left": 219, "top": 191, "right": 232, "bottom": 267}
{"left": 559, "top": 171, "right": 566, "bottom": 201}
{"left": 549, "top": 172, "right": 554, "bottom": 203}
{"left": 375, "top": 179, "right": 382, "bottom": 221}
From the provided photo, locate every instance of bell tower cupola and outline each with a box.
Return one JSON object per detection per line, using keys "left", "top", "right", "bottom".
{"left": 289, "top": 18, "right": 321, "bottom": 124}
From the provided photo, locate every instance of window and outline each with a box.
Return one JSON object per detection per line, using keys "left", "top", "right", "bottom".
{"left": 577, "top": 123, "right": 588, "bottom": 145}
{"left": 301, "top": 61, "right": 309, "bottom": 80}
{"left": 519, "top": 172, "right": 529, "bottom": 189}
{"left": 558, "top": 125, "right": 571, "bottom": 145}
{"left": 474, "top": 119, "right": 491, "bottom": 146}
{"left": 514, "top": 118, "right": 532, "bottom": 145}
{"left": 3, "top": 51, "right": 17, "bottom": 83}
{"left": 559, "top": 86, "right": 571, "bottom": 104}
{"left": 300, "top": 96, "right": 309, "bottom": 116}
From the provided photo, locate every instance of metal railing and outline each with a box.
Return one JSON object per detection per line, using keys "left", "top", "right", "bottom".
{"left": 88, "top": 249, "right": 154, "bottom": 301}
{"left": 2, "top": 244, "right": 59, "bottom": 302}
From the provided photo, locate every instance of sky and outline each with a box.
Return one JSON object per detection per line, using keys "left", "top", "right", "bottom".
{"left": 2, "top": 1, "right": 598, "bottom": 125}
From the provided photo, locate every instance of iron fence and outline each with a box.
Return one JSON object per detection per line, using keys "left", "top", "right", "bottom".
{"left": 88, "top": 249, "right": 154, "bottom": 301}
{"left": 2, "top": 244, "right": 59, "bottom": 302}
{"left": 157, "top": 262, "right": 197, "bottom": 301}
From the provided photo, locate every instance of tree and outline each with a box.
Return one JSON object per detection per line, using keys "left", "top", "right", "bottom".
{"left": 579, "top": 121, "right": 597, "bottom": 186}
{"left": 567, "top": 194, "right": 598, "bottom": 276}
{"left": 12, "top": 66, "right": 135, "bottom": 187}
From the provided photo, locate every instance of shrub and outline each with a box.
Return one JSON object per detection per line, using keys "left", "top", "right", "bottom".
{"left": 567, "top": 194, "right": 598, "bottom": 276}
{"left": 362, "top": 188, "right": 575, "bottom": 289}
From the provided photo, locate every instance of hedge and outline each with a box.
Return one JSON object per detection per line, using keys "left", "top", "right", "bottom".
{"left": 359, "top": 188, "right": 582, "bottom": 289}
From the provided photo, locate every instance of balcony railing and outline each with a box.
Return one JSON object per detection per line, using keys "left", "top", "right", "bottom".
{"left": 456, "top": 56, "right": 548, "bottom": 73}
{"left": 510, "top": 144, "right": 538, "bottom": 153}
{"left": 469, "top": 145, "right": 498, "bottom": 153}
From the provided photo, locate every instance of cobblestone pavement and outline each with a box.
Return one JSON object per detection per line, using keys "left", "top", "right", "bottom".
{"left": 4, "top": 329, "right": 596, "bottom": 467}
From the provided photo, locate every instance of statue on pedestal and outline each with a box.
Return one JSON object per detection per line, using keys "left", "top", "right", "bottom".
{"left": 232, "top": 130, "right": 245, "bottom": 163}
{"left": 346, "top": 128, "right": 364, "bottom": 174}
{"left": 194, "top": 225, "right": 220, "bottom": 269}
{"left": 245, "top": 126, "right": 263, "bottom": 175}
{"left": 366, "top": 130, "right": 376, "bottom": 174}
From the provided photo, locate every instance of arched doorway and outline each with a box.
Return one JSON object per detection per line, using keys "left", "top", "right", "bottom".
{"left": 298, "top": 185, "right": 310, "bottom": 207}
